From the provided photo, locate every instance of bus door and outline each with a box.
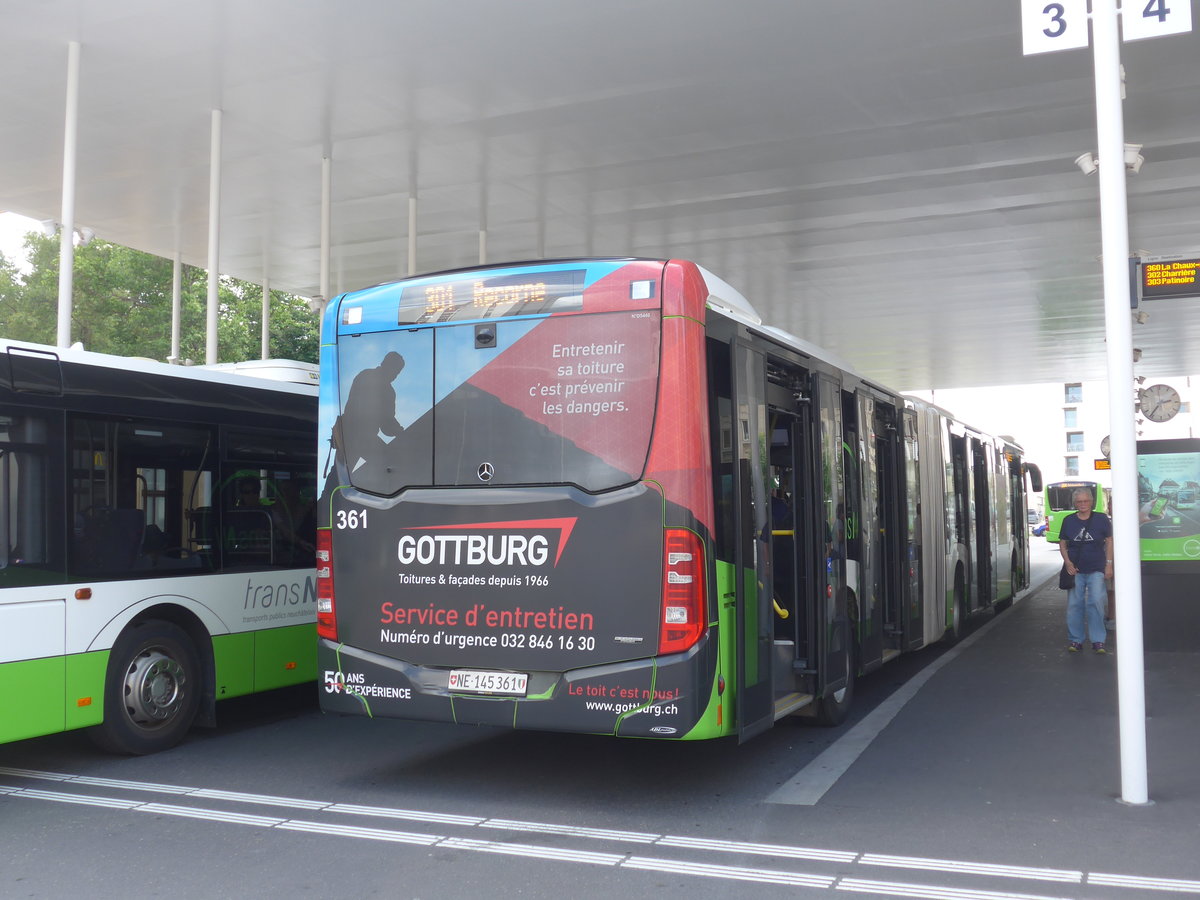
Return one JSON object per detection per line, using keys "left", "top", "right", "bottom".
{"left": 815, "top": 377, "right": 849, "bottom": 701}
{"left": 900, "top": 409, "right": 924, "bottom": 648}
{"left": 950, "top": 433, "right": 975, "bottom": 612}
{"left": 972, "top": 440, "right": 994, "bottom": 608}
{"left": 732, "top": 342, "right": 773, "bottom": 741}
{"left": 765, "top": 372, "right": 818, "bottom": 712}
{"left": 872, "top": 401, "right": 904, "bottom": 662}
{"left": 854, "top": 392, "right": 899, "bottom": 672}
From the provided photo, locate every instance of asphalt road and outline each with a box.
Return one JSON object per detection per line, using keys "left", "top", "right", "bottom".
{"left": 9, "top": 546, "right": 1154, "bottom": 900}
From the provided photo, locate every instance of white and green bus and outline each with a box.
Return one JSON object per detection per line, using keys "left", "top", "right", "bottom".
{"left": 0, "top": 340, "right": 317, "bottom": 754}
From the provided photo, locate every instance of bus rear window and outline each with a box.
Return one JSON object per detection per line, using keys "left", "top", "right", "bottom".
{"left": 335, "top": 310, "right": 660, "bottom": 493}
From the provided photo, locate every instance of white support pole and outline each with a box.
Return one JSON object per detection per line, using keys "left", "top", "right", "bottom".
{"left": 261, "top": 277, "right": 271, "bottom": 360}
{"left": 170, "top": 253, "right": 182, "bottom": 363}
{"left": 320, "top": 156, "right": 331, "bottom": 305}
{"left": 206, "top": 109, "right": 222, "bottom": 365}
{"left": 55, "top": 41, "right": 81, "bottom": 349}
{"left": 407, "top": 196, "right": 418, "bottom": 276}
{"left": 1091, "top": 0, "right": 1149, "bottom": 806}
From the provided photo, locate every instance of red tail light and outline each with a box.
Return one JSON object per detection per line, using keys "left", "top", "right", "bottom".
{"left": 659, "top": 528, "right": 706, "bottom": 655}
{"left": 316, "top": 530, "right": 337, "bottom": 640}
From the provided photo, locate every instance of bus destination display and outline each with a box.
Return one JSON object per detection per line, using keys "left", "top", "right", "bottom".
{"left": 399, "top": 269, "right": 585, "bottom": 323}
{"left": 1141, "top": 258, "right": 1200, "bottom": 301}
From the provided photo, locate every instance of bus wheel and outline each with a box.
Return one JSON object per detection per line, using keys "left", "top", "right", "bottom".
{"left": 815, "top": 647, "right": 855, "bottom": 726}
{"left": 945, "top": 570, "right": 966, "bottom": 645}
{"left": 89, "top": 621, "right": 201, "bottom": 755}
{"left": 994, "top": 552, "right": 1018, "bottom": 613}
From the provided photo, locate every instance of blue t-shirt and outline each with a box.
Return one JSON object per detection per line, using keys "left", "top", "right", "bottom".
{"left": 1060, "top": 512, "right": 1112, "bottom": 573}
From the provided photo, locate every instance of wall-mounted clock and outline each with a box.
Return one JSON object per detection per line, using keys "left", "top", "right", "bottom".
{"left": 1138, "top": 383, "right": 1181, "bottom": 423}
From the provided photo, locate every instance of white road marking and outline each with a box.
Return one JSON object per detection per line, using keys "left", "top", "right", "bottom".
{"left": 327, "top": 801, "right": 483, "bottom": 826}
{"left": 192, "top": 787, "right": 330, "bottom": 809}
{"left": 0, "top": 765, "right": 193, "bottom": 794}
{"left": 439, "top": 837, "right": 624, "bottom": 866}
{"left": 1089, "top": 872, "right": 1200, "bottom": 893}
{"left": 482, "top": 817, "right": 658, "bottom": 843}
{"left": 657, "top": 834, "right": 856, "bottom": 862}
{"left": 859, "top": 854, "right": 1081, "bottom": 884}
{"left": 836, "top": 878, "right": 1068, "bottom": 900}
{"left": 767, "top": 600, "right": 1013, "bottom": 806}
{"left": 2, "top": 766, "right": 1197, "bottom": 899}
{"left": 136, "top": 802, "right": 285, "bottom": 827}
{"left": 624, "top": 856, "right": 835, "bottom": 888}
{"left": 8, "top": 787, "right": 142, "bottom": 809}
{"left": 278, "top": 819, "right": 439, "bottom": 845}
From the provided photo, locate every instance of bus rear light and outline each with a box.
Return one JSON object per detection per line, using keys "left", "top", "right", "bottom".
{"left": 316, "top": 530, "right": 337, "bottom": 641}
{"left": 659, "top": 528, "right": 706, "bottom": 655}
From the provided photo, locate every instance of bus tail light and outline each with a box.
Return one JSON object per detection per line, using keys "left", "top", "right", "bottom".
{"left": 659, "top": 528, "right": 706, "bottom": 655}
{"left": 316, "top": 530, "right": 337, "bottom": 640}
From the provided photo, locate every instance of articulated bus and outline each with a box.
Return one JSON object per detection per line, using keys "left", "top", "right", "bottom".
{"left": 316, "top": 259, "right": 1041, "bottom": 740}
{"left": 1042, "top": 480, "right": 1107, "bottom": 543}
{"left": 0, "top": 340, "right": 318, "bottom": 754}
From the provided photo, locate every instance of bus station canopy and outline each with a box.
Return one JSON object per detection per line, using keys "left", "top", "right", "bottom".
{"left": 2, "top": 0, "right": 1200, "bottom": 390}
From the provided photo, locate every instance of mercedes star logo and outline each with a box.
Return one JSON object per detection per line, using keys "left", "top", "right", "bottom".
{"left": 477, "top": 462, "right": 495, "bottom": 482}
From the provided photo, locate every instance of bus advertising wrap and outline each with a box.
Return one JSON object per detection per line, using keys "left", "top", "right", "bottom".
{"left": 330, "top": 487, "right": 663, "bottom": 670}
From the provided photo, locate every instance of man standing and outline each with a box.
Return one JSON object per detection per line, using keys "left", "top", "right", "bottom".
{"left": 1059, "top": 487, "right": 1113, "bottom": 653}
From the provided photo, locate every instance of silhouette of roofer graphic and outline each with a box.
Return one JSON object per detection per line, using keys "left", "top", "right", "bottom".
{"left": 335, "top": 351, "right": 407, "bottom": 479}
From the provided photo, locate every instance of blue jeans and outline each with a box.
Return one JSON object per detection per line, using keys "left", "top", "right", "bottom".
{"left": 1067, "top": 570, "right": 1107, "bottom": 645}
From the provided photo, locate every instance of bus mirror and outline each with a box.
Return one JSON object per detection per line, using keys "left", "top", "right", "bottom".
{"left": 1026, "top": 463, "right": 1043, "bottom": 493}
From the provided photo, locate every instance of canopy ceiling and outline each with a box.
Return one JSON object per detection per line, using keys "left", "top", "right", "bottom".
{"left": 2, "top": 0, "right": 1199, "bottom": 390}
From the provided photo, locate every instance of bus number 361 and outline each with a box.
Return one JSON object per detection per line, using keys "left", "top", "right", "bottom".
{"left": 336, "top": 509, "right": 368, "bottom": 529}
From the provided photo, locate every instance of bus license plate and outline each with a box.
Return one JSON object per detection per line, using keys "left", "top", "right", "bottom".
{"left": 448, "top": 669, "right": 528, "bottom": 696}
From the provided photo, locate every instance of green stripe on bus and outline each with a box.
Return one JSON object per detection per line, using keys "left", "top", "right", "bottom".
{"left": 213, "top": 624, "right": 317, "bottom": 700}
{"left": 253, "top": 623, "right": 318, "bottom": 692}
{"left": 0, "top": 651, "right": 109, "bottom": 743}
{"left": 0, "top": 655, "right": 67, "bottom": 743}
{"left": 65, "top": 650, "right": 108, "bottom": 731}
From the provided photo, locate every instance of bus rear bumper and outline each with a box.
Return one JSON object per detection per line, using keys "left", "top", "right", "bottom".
{"left": 317, "top": 638, "right": 720, "bottom": 738}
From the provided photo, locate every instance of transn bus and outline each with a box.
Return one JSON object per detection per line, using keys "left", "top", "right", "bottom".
{"left": 316, "top": 259, "right": 1041, "bottom": 740}
{"left": 0, "top": 341, "right": 318, "bottom": 754}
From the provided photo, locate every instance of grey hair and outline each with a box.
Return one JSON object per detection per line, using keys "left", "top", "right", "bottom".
{"left": 1072, "top": 488, "right": 1093, "bottom": 501}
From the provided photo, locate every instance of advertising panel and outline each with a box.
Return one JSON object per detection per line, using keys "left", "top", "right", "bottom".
{"left": 1137, "top": 440, "right": 1200, "bottom": 563}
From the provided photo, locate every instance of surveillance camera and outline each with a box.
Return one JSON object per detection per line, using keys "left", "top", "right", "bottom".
{"left": 474, "top": 324, "right": 497, "bottom": 349}
{"left": 1074, "top": 152, "right": 1099, "bottom": 176}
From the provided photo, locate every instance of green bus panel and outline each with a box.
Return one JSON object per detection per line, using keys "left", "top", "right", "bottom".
{"left": 0, "top": 656, "right": 66, "bottom": 743}
{"left": 64, "top": 651, "right": 108, "bottom": 731}
{"left": 213, "top": 632, "right": 256, "bottom": 700}
{"left": 254, "top": 623, "right": 317, "bottom": 692}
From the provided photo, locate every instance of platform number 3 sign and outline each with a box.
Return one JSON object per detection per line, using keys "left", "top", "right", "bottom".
{"left": 1021, "top": 0, "right": 1192, "bottom": 55}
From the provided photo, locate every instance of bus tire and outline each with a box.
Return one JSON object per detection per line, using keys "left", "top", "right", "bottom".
{"left": 995, "top": 550, "right": 1020, "bottom": 613}
{"left": 945, "top": 569, "right": 966, "bottom": 645}
{"left": 994, "top": 553, "right": 1016, "bottom": 613}
{"left": 815, "top": 647, "right": 855, "bottom": 726}
{"left": 89, "top": 620, "right": 201, "bottom": 755}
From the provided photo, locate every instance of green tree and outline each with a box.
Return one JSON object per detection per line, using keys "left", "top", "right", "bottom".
{"left": 0, "top": 231, "right": 319, "bottom": 364}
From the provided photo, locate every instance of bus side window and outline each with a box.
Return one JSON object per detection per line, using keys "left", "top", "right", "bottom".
{"left": 0, "top": 416, "right": 64, "bottom": 586}
{"left": 76, "top": 507, "right": 145, "bottom": 573}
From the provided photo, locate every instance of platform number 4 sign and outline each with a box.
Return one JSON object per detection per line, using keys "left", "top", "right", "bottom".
{"left": 1021, "top": 0, "right": 1192, "bottom": 55}
{"left": 1122, "top": 0, "right": 1192, "bottom": 40}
